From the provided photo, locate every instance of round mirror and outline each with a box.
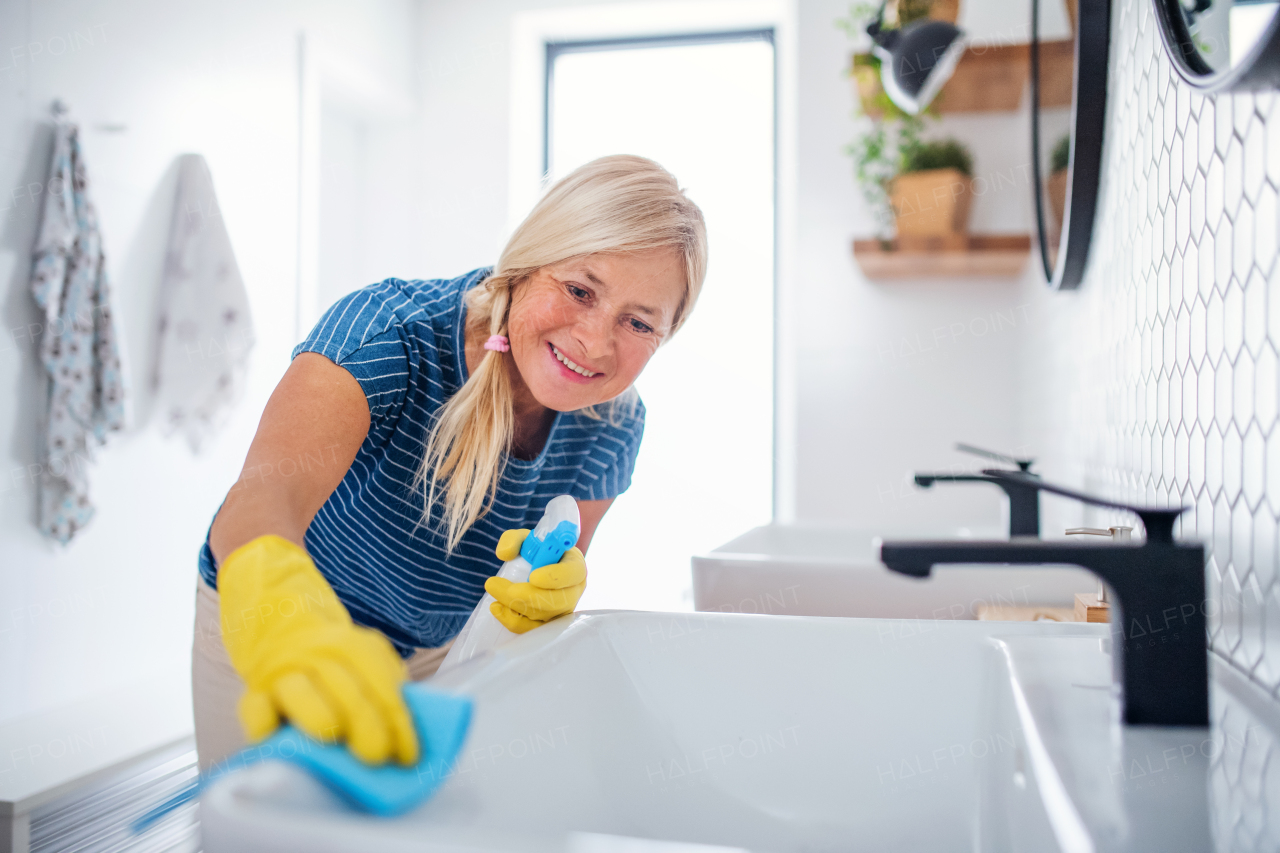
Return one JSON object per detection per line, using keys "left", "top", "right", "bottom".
{"left": 1154, "top": 0, "right": 1280, "bottom": 90}
{"left": 1030, "top": 0, "right": 1110, "bottom": 289}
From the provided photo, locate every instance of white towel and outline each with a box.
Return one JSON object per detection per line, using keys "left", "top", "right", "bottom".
{"left": 29, "top": 121, "right": 126, "bottom": 544}
{"left": 152, "top": 154, "right": 254, "bottom": 452}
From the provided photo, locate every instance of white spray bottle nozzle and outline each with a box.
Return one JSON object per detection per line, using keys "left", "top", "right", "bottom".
{"left": 532, "top": 495, "right": 580, "bottom": 538}
{"left": 520, "top": 496, "right": 581, "bottom": 570}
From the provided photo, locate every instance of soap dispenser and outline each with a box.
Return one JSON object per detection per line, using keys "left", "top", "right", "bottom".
{"left": 1065, "top": 526, "right": 1132, "bottom": 622}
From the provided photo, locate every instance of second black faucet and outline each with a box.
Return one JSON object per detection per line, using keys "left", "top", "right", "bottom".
{"left": 913, "top": 443, "right": 1041, "bottom": 537}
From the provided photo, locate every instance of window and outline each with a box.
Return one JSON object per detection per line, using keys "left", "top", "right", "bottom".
{"left": 545, "top": 33, "right": 776, "bottom": 611}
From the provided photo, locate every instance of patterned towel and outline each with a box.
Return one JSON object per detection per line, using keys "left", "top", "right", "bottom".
{"left": 152, "top": 154, "right": 253, "bottom": 452}
{"left": 29, "top": 121, "right": 125, "bottom": 544}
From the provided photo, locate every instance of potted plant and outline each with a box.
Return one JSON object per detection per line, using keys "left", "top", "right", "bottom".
{"left": 845, "top": 113, "right": 926, "bottom": 238}
{"left": 840, "top": 1, "right": 952, "bottom": 240}
{"left": 888, "top": 138, "right": 975, "bottom": 246}
{"left": 1047, "top": 134, "right": 1070, "bottom": 233}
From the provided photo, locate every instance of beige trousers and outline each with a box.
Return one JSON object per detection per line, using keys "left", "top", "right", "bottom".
{"left": 190, "top": 577, "right": 453, "bottom": 771}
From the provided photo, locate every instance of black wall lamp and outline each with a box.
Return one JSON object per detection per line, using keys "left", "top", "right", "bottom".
{"left": 866, "top": 4, "right": 966, "bottom": 114}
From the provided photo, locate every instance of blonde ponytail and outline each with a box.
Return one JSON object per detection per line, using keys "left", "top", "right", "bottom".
{"left": 416, "top": 155, "right": 708, "bottom": 549}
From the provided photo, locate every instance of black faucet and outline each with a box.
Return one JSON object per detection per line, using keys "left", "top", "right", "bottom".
{"left": 913, "top": 444, "right": 1041, "bottom": 537}
{"left": 880, "top": 470, "right": 1208, "bottom": 728}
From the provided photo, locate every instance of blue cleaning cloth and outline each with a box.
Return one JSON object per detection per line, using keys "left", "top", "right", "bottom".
{"left": 132, "top": 683, "right": 472, "bottom": 831}
{"left": 256, "top": 682, "right": 473, "bottom": 816}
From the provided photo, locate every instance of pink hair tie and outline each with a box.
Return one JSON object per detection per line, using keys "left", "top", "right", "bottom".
{"left": 483, "top": 334, "right": 510, "bottom": 353}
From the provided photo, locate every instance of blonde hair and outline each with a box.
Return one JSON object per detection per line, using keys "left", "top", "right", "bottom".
{"left": 416, "top": 155, "right": 708, "bottom": 549}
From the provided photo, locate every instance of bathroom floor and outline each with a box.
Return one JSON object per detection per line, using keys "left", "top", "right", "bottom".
{"left": 29, "top": 742, "right": 199, "bottom": 853}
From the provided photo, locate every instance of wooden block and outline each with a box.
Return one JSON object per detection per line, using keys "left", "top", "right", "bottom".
{"left": 1074, "top": 593, "right": 1110, "bottom": 623}
{"left": 975, "top": 604, "right": 1076, "bottom": 622}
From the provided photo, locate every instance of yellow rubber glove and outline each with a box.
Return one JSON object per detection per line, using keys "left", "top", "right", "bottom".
{"left": 217, "top": 535, "right": 418, "bottom": 766}
{"left": 484, "top": 528, "right": 587, "bottom": 634}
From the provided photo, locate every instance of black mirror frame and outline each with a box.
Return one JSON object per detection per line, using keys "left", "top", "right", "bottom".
{"left": 1153, "top": 0, "right": 1280, "bottom": 93}
{"left": 1031, "top": 0, "right": 1111, "bottom": 290}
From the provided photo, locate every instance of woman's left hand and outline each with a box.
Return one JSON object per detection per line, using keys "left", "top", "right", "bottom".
{"left": 485, "top": 529, "right": 587, "bottom": 633}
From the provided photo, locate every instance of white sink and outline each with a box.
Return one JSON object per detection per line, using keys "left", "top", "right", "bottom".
{"left": 692, "top": 525, "right": 1098, "bottom": 619}
{"left": 201, "top": 608, "right": 1267, "bottom": 853}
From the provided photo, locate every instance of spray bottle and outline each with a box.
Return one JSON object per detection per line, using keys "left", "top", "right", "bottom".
{"left": 437, "top": 494, "right": 580, "bottom": 673}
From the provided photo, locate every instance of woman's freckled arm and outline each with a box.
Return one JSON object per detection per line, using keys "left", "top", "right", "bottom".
{"left": 208, "top": 352, "right": 370, "bottom": 567}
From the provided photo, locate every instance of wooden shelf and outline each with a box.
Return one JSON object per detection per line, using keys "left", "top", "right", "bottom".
{"left": 852, "top": 41, "right": 1074, "bottom": 117}
{"left": 934, "top": 41, "right": 1074, "bottom": 113}
{"left": 852, "top": 234, "right": 1032, "bottom": 279}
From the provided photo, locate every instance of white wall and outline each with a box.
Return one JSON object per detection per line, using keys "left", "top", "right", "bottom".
{"left": 414, "top": 0, "right": 1041, "bottom": 538}
{"left": 0, "top": 0, "right": 418, "bottom": 724}
{"left": 793, "top": 0, "right": 1044, "bottom": 530}
{"left": 0, "top": 0, "right": 1086, "bottom": 724}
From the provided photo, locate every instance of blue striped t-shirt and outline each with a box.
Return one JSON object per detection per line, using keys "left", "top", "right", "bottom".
{"left": 198, "top": 268, "right": 645, "bottom": 652}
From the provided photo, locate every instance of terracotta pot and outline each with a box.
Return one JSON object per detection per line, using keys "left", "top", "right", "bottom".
{"left": 889, "top": 168, "right": 973, "bottom": 238}
{"left": 1047, "top": 168, "right": 1069, "bottom": 231}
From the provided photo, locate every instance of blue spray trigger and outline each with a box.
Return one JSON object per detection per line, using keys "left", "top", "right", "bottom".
{"left": 520, "top": 519, "right": 580, "bottom": 569}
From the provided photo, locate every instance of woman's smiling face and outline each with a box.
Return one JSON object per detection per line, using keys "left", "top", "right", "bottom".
{"left": 506, "top": 250, "right": 686, "bottom": 412}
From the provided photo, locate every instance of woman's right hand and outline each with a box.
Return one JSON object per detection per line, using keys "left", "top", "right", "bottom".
{"left": 218, "top": 535, "right": 418, "bottom": 765}
{"left": 210, "top": 353, "right": 403, "bottom": 755}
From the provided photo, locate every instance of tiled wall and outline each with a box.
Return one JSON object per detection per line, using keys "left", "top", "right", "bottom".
{"left": 1024, "top": 0, "right": 1280, "bottom": 701}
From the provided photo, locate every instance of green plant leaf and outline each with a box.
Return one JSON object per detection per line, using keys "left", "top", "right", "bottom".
{"left": 899, "top": 137, "right": 974, "bottom": 176}
{"left": 1050, "top": 134, "right": 1070, "bottom": 173}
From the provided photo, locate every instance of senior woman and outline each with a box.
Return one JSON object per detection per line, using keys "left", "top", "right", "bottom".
{"left": 191, "top": 155, "right": 708, "bottom": 769}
